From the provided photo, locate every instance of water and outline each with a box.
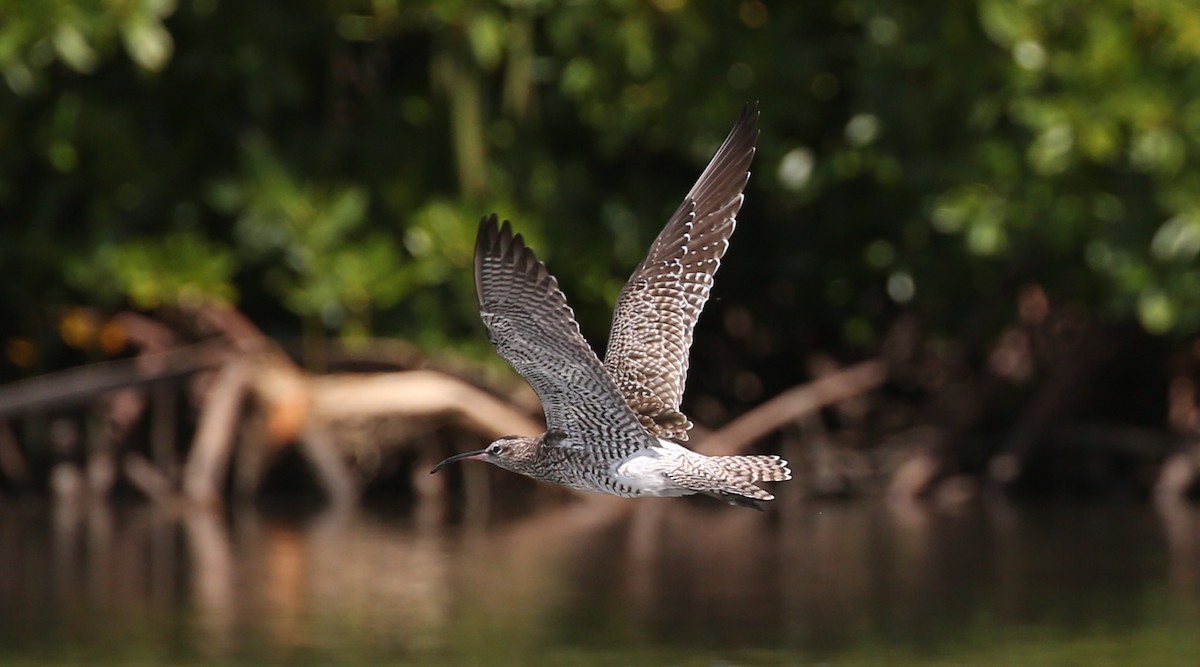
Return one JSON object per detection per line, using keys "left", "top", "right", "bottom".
{"left": 1, "top": 495, "right": 1198, "bottom": 666}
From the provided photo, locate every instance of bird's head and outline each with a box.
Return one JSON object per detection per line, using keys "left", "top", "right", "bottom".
{"left": 430, "top": 434, "right": 541, "bottom": 475}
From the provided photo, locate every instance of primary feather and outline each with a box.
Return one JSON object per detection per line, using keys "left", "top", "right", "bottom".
{"left": 604, "top": 104, "right": 760, "bottom": 440}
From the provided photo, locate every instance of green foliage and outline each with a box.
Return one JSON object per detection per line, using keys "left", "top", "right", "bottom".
{"left": 0, "top": 0, "right": 175, "bottom": 93}
{"left": 4, "top": 0, "right": 1200, "bottom": 372}
{"left": 948, "top": 0, "right": 1200, "bottom": 334}
{"left": 211, "top": 136, "right": 389, "bottom": 333}
{"left": 69, "top": 229, "right": 236, "bottom": 309}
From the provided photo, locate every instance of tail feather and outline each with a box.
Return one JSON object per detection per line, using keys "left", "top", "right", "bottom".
{"left": 704, "top": 491, "right": 765, "bottom": 511}
{"left": 668, "top": 454, "right": 792, "bottom": 509}
{"left": 714, "top": 454, "right": 792, "bottom": 483}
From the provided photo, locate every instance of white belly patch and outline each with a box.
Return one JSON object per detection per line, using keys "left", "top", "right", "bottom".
{"left": 610, "top": 441, "right": 694, "bottom": 497}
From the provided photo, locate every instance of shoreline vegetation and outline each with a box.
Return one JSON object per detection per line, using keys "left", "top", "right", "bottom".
{"left": 4, "top": 2, "right": 1200, "bottom": 513}
{"left": 1, "top": 304, "right": 1196, "bottom": 513}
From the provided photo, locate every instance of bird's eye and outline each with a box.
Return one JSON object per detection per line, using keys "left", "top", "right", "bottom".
{"left": 488, "top": 444, "right": 503, "bottom": 455}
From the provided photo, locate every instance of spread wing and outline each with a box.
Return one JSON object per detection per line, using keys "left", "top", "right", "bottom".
{"left": 603, "top": 103, "right": 760, "bottom": 440}
{"left": 475, "top": 215, "right": 658, "bottom": 462}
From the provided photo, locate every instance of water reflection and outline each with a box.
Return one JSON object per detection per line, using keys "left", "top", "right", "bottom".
{"left": 1, "top": 495, "right": 1199, "bottom": 665}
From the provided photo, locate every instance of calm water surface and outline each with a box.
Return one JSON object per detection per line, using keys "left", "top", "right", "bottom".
{"left": 1, "top": 494, "right": 1198, "bottom": 666}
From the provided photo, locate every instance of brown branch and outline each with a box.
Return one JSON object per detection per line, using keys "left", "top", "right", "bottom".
{"left": 192, "top": 306, "right": 273, "bottom": 352}
{"left": 989, "top": 327, "right": 1118, "bottom": 483}
{"left": 0, "top": 419, "right": 29, "bottom": 488}
{"left": 307, "top": 370, "right": 542, "bottom": 438}
{"left": 124, "top": 452, "right": 178, "bottom": 506}
{"left": 182, "top": 358, "right": 254, "bottom": 507}
{"left": 0, "top": 338, "right": 229, "bottom": 418}
{"left": 1157, "top": 446, "right": 1200, "bottom": 501}
{"left": 696, "top": 360, "right": 888, "bottom": 456}
{"left": 298, "top": 426, "right": 360, "bottom": 506}
{"left": 111, "top": 311, "right": 180, "bottom": 352}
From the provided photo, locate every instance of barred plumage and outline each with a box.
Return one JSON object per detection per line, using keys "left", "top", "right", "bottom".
{"left": 605, "top": 103, "right": 759, "bottom": 441}
{"left": 431, "top": 103, "right": 792, "bottom": 509}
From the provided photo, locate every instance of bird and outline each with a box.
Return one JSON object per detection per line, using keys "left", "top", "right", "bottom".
{"left": 431, "top": 103, "right": 791, "bottom": 509}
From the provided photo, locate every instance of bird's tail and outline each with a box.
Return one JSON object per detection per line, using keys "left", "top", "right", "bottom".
{"left": 676, "top": 454, "right": 792, "bottom": 510}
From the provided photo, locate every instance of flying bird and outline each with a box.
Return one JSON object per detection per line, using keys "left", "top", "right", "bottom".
{"left": 432, "top": 104, "right": 790, "bottom": 509}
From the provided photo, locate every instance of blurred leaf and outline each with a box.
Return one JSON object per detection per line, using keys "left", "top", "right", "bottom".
{"left": 72, "top": 230, "right": 237, "bottom": 309}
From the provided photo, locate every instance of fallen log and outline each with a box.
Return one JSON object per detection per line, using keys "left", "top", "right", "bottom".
{"left": 696, "top": 360, "right": 887, "bottom": 456}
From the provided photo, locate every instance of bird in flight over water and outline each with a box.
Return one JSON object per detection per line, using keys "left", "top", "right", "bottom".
{"left": 432, "top": 103, "right": 791, "bottom": 509}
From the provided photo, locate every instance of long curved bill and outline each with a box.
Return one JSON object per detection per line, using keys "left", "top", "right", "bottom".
{"left": 430, "top": 449, "right": 489, "bottom": 474}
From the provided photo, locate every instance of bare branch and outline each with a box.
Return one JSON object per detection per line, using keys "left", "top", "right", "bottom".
{"left": 308, "top": 370, "right": 542, "bottom": 439}
{"left": 183, "top": 358, "right": 254, "bottom": 507}
{"left": 0, "top": 339, "right": 228, "bottom": 418}
{"left": 696, "top": 360, "right": 887, "bottom": 456}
